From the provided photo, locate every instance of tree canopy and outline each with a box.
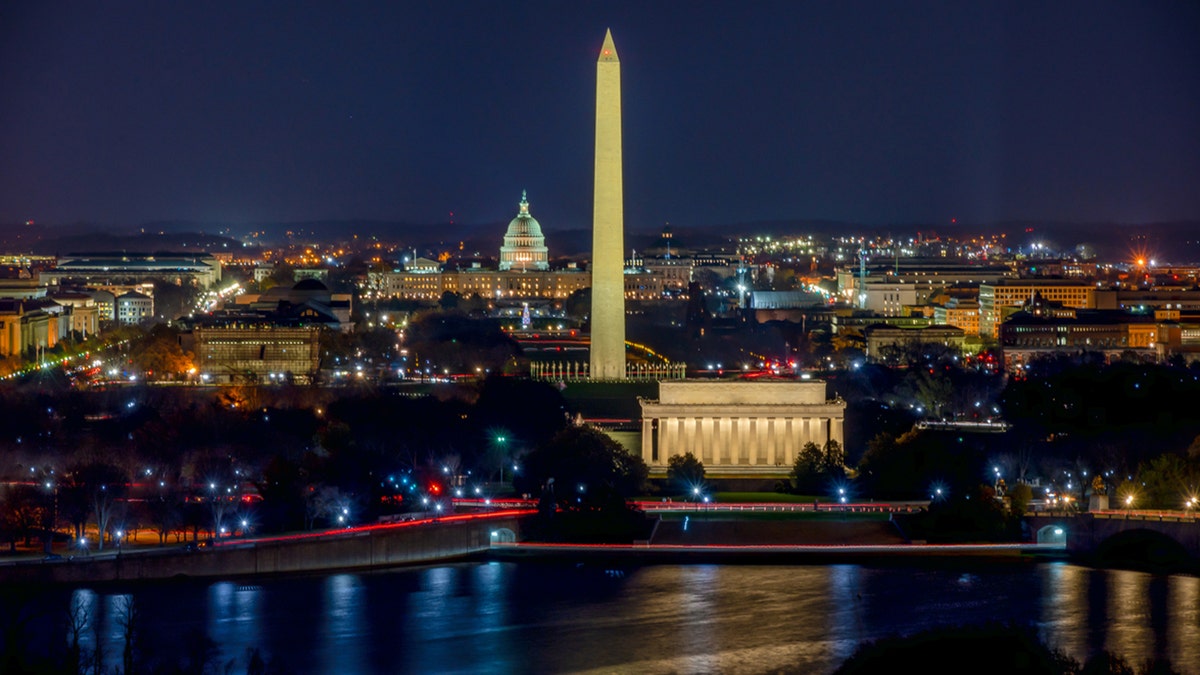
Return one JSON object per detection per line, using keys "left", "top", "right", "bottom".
{"left": 514, "top": 425, "right": 648, "bottom": 512}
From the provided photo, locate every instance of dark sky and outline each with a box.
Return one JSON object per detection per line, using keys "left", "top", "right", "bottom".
{"left": 1, "top": 1, "right": 1197, "bottom": 233}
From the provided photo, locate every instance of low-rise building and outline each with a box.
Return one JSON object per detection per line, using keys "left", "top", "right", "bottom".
{"left": 932, "top": 298, "right": 981, "bottom": 336}
{"left": 863, "top": 324, "right": 966, "bottom": 361}
{"left": 998, "top": 297, "right": 1184, "bottom": 368}
{"left": 116, "top": 291, "right": 154, "bottom": 325}
{"left": 192, "top": 323, "right": 322, "bottom": 384}
{"left": 40, "top": 253, "right": 222, "bottom": 288}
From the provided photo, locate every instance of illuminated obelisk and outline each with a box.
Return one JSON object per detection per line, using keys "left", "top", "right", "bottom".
{"left": 589, "top": 28, "right": 626, "bottom": 380}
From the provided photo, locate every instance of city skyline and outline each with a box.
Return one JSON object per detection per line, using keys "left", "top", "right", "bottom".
{"left": 1, "top": 1, "right": 1197, "bottom": 232}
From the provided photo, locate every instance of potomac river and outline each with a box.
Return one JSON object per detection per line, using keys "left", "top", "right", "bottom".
{"left": 5, "top": 559, "right": 1200, "bottom": 674}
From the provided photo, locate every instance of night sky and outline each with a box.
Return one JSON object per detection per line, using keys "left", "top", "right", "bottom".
{"left": 1, "top": 1, "right": 1197, "bottom": 233}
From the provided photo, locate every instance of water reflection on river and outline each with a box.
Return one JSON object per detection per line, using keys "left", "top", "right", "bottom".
{"left": 10, "top": 561, "right": 1200, "bottom": 674}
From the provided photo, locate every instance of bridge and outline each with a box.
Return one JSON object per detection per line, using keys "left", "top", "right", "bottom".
{"left": 1026, "top": 510, "right": 1200, "bottom": 571}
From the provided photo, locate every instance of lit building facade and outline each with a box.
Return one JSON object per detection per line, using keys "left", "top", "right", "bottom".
{"left": 0, "top": 299, "right": 52, "bottom": 358}
{"left": 932, "top": 298, "right": 981, "bottom": 336}
{"left": 639, "top": 380, "right": 845, "bottom": 476}
{"left": 40, "top": 254, "right": 222, "bottom": 288}
{"left": 193, "top": 324, "right": 322, "bottom": 384}
{"left": 499, "top": 192, "right": 550, "bottom": 271}
{"left": 979, "top": 281, "right": 1096, "bottom": 338}
{"left": 116, "top": 291, "right": 154, "bottom": 325}
{"left": 864, "top": 324, "right": 966, "bottom": 360}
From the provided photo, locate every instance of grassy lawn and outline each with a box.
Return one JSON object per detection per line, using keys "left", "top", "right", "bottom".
{"left": 639, "top": 491, "right": 825, "bottom": 503}
{"left": 714, "top": 491, "right": 824, "bottom": 503}
{"left": 657, "top": 510, "right": 892, "bottom": 522}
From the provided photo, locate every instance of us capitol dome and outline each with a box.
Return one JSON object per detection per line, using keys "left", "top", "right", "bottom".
{"left": 499, "top": 190, "right": 549, "bottom": 271}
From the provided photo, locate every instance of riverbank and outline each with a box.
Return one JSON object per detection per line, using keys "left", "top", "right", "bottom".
{"left": 488, "top": 541, "right": 1067, "bottom": 566}
{"left": 491, "top": 512, "right": 1067, "bottom": 565}
{"left": 0, "top": 510, "right": 530, "bottom": 586}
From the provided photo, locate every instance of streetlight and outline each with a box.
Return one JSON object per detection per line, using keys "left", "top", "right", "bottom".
{"left": 494, "top": 434, "right": 509, "bottom": 484}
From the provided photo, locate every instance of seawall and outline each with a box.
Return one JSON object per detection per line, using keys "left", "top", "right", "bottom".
{"left": 0, "top": 511, "right": 530, "bottom": 586}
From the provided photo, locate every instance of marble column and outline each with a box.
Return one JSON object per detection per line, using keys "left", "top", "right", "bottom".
{"left": 642, "top": 417, "right": 654, "bottom": 465}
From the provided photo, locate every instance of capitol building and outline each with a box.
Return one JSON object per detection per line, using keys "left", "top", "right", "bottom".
{"left": 499, "top": 191, "right": 549, "bottom": 272}
{"left": 366, "top": 192, "right": 687, "bottom": 303}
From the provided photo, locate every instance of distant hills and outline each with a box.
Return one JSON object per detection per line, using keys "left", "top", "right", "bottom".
{"left": 1, "top": 218, "right": 1198, "bottom": 263}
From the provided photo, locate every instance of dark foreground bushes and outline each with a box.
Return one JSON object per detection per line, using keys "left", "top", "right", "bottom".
{"left": 832, "top": 623, "right": 1181, "bottom": 675}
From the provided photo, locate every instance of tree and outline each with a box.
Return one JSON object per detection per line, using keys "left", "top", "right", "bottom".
{"left": 404, "top": 311, "right": 520, "bottom": 375}
{"left": 1009, "top": 482, "right": 1033, "bottom": 514}
{"left": 146, "top": 490, "right": 181, "bottom": 544}
{"left": 856, "top": 429, "right": 985, "bottom": 500}
{"left": 514, "top": 425, "right": 648, "bottom": 512}
{"left": 128, "top": 325, "right": 194, "bottom": 380}
{"left": 792, "top": 442, "right": 826, "bottom": 494}
{"left": 921, "top": 485, "right": 1020, "bottom": 543}
{"left": 1137, "top": 454, "right": 1200, "bottom": 510}
{"left": 304, "top": 485, "right": 344, "bottom": 529}
{"left": 666, "top": 452, "right": 705, "bottom": 495}
{"left": 0, "top": 484, "right": 44, "bottom": 550}
{"left": 151, "top": 280, "right": 198, "bottom": 322}
{"left": 564, "top": 288, "right": 590, "bottom": 324}
{"left": 791, "top": 440, "right": 847, "bottom": 496}
{"left": 438, "top": 291, "right": 461, "bottom": 310}
{"left": 77, "top": 462, "right": 128, "bottom": 551}
{"left": 832, "top": 623, "right": 1079, "bottom": 675}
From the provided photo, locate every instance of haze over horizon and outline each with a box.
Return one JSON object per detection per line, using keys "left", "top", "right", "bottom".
{"left": 1, "top": 1, "right": 1197, "bottom": 233}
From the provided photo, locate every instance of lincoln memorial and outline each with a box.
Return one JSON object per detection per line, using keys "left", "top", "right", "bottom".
{"left": 638, "top": 380, "right": 846, "bottom": 476}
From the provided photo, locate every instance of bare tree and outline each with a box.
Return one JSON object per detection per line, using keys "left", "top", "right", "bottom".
{"left": 64, "top": 595, "right": 87, "bottom": 674}
{"left": 116, "top": 595, "right": 139, "bottom": 675}
{"left": 78, "top": 463, "right": 127, "bottom": 551}
{"left": 304, "top": 485, "right": 341, "bottom": 529}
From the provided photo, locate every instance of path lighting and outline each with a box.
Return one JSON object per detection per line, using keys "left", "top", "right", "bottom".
{"left": 1125, "top": 494, "right": 1135, "bottom": 509}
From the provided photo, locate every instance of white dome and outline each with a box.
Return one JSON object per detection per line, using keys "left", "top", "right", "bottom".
{"left": 499, "top": 191, "right": 550, "bottom": 271}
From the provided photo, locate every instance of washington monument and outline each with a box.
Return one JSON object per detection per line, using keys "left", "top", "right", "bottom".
{"left": 589, "top": 28, "right": 626, "bottom": 380}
